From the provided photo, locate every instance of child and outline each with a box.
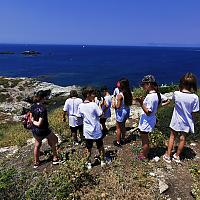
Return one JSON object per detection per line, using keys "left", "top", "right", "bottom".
{"left": 100, "top": 86, "right": 112, "bottom": 134}
{"left": 77, "top": 87, "right": 106, "bottom": 169}
{"left": 113, "top": 81, "right": 120, "bottom": 97}
{"left": 112, "top": 78, "right": 133, "bottom": 147}
{"left": 137, "top": 75, "right": 169, "bottom": 159}
{"left": 163, "top": 72, "right": 199, "bottom": 163}
{"left": 63, "top": 90, "right": 83, "bottom": 145}
{"left": 30, "top": 90, "right": 59, "bottom": 168}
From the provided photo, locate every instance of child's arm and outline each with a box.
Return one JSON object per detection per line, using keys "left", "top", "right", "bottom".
{"left": 112, "top": 94, "right": 123, "bottom": 109}
{"left": 136, "top": 96, "right": 152, "bottom": 116}
{"left": 31, "top": 117, "right": 44, "bottom": 127}
{"left": 161, "top": 99, "right": 170, "bottom": 106}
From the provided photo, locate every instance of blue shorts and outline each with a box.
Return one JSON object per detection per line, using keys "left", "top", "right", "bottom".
{"left": 115, "top": 107, "right": 130, "bottom": 123}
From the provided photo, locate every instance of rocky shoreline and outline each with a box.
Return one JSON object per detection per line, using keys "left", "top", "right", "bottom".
{"left": 0, "top": 76, "right": 82, "bottom": 122}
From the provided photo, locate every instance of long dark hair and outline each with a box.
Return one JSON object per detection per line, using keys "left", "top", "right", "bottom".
{"left": 119, "top": 78, "right": 132, "bottom": 106}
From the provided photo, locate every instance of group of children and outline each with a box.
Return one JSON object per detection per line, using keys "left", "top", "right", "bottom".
{"left": 30, "top": 72, "right": 199, "bottom": 168}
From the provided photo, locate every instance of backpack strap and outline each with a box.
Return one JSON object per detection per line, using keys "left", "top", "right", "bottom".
{"left": 157, "top": 92, "right": 161, "bottom": 106}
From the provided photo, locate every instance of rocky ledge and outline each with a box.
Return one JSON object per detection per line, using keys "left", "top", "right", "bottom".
{"left": 0, "top": 76, "right": 82, "bottom": 122}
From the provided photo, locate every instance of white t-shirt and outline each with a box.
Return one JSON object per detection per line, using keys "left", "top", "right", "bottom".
{"left": 170, "top": 91, "right": 199, "bottom": 133}
{"left": 102, "top": 95, "right": 112, "bottom": 119}
{"left": 63, "top": 97, "right": 83, "bottom": 127}
{"left": 138, "top": 92, "right": 168, "bottom": 132}
{"left": 77, "top": 102, "right": 103, "bottom": 139}
{"left": 113, "top": 87, "right": 120, "bottom": 97}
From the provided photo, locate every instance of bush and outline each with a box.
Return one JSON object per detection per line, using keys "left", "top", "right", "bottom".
{"left": 159, "top": 84, "right": 178, "bottom": 94}
{"left": 0, "top": 123, "right": 30, "bottom": 147}
{"left": 132, "top": 87, "right": 146, "bottom": 98}
{"left": 149, "top": 128, "right": 165, "bottom": 147}
{"left": 48, "top": 107, "right": 71, "bottom": 141}
{"left": 156, "top": 103, "right": 174, "bottom": 138}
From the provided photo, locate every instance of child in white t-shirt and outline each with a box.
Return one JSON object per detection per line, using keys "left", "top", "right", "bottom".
{"left": 77, "top": 87, "right": 106, "bottom": 169}
{"left": 100, "top": 86, "right": 112, "bottom": 135}
{"left": 63, "top": 90, "right": 83, "bottom": 145}
{"left": 163, "top": 73, "right": 199, "bottom": 163}
{"left": 137, "top": 75, "right": 169, "bottom": 159}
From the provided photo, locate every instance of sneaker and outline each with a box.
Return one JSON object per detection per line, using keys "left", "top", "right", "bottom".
{"left": 87, "top": 162, "right": 92, "bottom": 170}
{"left": 163, "top": 154, "right": 171, "bottom": 164}
{"left": 172, "top": 154, "right": 181, "bottom": 164}
{"left": 100, "top": 160, "right": 106, "bottom": 167}
{"left": 94, "top": 156, "right": 101, "bottom": 165}
{"left": 113, "top": 141, "right": 122, "bottom": 148}
{"left": 52, "top": 159, "right": 60, "bottom": 165}
{"left": 33, "top": 162, "right": 40, "bottom": 169}
{"left": 73, "top": 141, "right": 79, "bottom": 146}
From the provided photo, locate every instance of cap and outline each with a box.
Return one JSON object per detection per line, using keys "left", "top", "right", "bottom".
{"left": 141, "top": 75, "right": 156, "bottom": 85}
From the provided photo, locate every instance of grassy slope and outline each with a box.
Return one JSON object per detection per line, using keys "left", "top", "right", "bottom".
{"left": 0, "top": 86, "right": 200, "bottom": 199}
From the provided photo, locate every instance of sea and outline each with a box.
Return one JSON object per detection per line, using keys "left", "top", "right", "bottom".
{"left": 0, "top": 44, "right": 200, "bottom": 90}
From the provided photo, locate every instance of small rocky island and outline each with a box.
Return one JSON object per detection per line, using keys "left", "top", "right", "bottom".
{"left": 21, "top": 50, "right": 40, "bottom": 55}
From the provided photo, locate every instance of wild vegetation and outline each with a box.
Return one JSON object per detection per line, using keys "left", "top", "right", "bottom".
{"left": 0, "top": 85, "right": 200, "bottom": 199}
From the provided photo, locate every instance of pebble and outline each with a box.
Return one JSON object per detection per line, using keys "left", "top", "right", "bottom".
{"left": 149, "top": 172, "right": 156, "bottom": 176}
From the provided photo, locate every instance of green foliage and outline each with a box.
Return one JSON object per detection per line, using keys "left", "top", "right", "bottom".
{"left": 48, "top": 107, "right": 71, "bottom": 141}
{"left": 0, "top": 93, "right": 10, "bottom": 102}
{"left": 0, "top": 122, "right": 30, "bottom": 147}
{"left": 189, "top": 164, "right": 200, "bottom": 199}
{"left": 149, "top": 128, "right": 165, "bottom": 147}
{"left": 0, "top": 77, "right": 22, "bottom": 88}
{"left": 132, "top": 87, "right": 146, "bottom": 98}
{"left": 0, "top": 168, "right": 16, "bottom": 191}
{"left": 159, "top": 84, "right": 178, "bottom": 94}
{"left": 156, "top": 103, "right": 174, "bottom": 138}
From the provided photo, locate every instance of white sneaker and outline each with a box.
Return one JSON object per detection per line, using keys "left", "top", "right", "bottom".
{"left": 100, "top": 160, "right": 106, "bottom": 167}
{"left": 87, "top": 162, "right": 92, "bottom": 170}
{"left": 163, "top": 154, "right": 171, "bottom": 164}
{"left": 172, "top": 154, "right": 181, "bottom": 164}
{"left": 73, "top": 141, "right": 79, "bottom": 146}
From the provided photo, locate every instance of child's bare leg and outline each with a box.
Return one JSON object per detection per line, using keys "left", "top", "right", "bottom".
{"left": 166, "top": 129, "right": 176, "bottom": 157}
{"left": 140, "top": 132, "right": 149, "bottom": 158}
{"left": 176, "top": 133, "right": 186, "bottom": 157}
{"left": 116, "top": 121, "right": 121, "bottom": 143}
{"left": 47, "top": 132, "right": 58, "bottom": 160}
{"left": 121, "top": 121, "right": 126, "bottom": 140}
{"left": 34, "top": 137, "right": 42, "bottom": 164}
{"left": 72, "top": 130, "right": 78, "bottom": 142}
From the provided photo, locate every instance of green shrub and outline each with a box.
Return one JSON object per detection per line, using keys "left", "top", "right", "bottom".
{"left": 48, "top": 107, "right": 70, "bottom": 141}
{"left": 149, "top": 128, "right": 165, "bottom": 147}
{"left": 156, "top": 103, "right": 174, "bottom": 138}
{"left": 132, "top": 87, "right": 146, "bottom": 98}
{"left": 0, "top": 93, "right": 10, "bottom": 102}
{"left": 159, "top": 84, "right": 178, "bottom": 94}
{"left": 0, "top": 123, "right": 30, "bottom": 147}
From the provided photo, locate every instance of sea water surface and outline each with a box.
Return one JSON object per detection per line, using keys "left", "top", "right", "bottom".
{"left": 0, "top": 44, "right": 200, "bottom": 89}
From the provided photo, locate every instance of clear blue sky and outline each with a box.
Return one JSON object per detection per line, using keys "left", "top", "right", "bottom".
{"left": 1, "top": 0, "right": 200, "bottom": 46}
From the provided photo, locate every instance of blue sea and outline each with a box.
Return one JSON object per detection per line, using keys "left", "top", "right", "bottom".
{"left": 0, "top": 44, "right": 200, "bottom": 89}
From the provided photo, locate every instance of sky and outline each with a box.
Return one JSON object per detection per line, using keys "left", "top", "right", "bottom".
{"left": 0, "top": 0, "right": 200, "bottom": 46}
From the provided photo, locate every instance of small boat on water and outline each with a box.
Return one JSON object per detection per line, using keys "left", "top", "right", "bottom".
{"left": 21, "top": 50, "right": 40, "bottom": 55}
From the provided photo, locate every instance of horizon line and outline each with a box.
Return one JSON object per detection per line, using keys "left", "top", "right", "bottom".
{"left": 1, "top": 42, "right": 200, "bottom": 48}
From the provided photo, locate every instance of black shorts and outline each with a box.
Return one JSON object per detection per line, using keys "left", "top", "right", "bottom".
{"left": 85, "top": 138, "right": 103, "bottom": 149}
{"left": 70, "top": 125, "right": 83, "bottom": 133}
{"left": 32, "top": 128, "right": 51, "bottom": 140}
